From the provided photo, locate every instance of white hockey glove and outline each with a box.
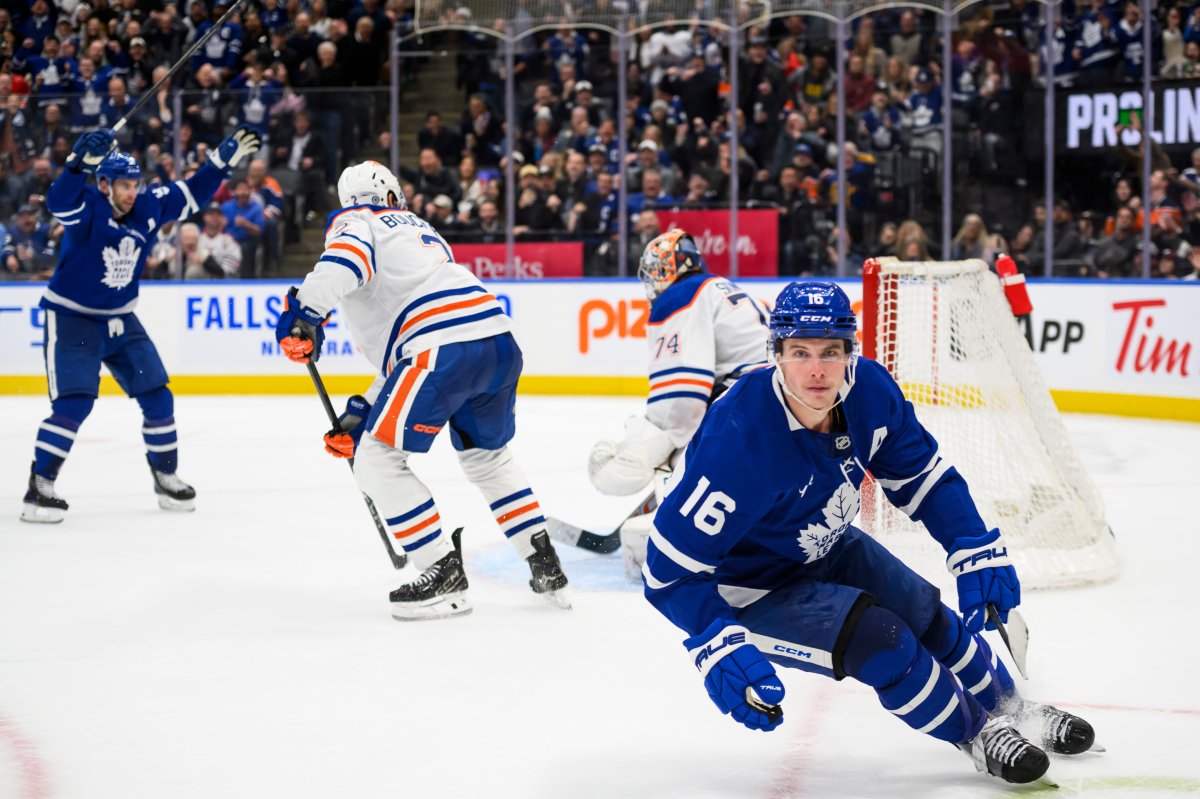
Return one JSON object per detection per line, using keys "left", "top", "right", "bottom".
{"left": 209, "top": 125, "right": 263, "bottom": 172}
{"left": 587, "top": 415, "right": 675, "bottom": 496}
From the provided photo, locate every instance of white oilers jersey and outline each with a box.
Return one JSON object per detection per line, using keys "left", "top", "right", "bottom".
{"left": 295, "top": 205, "right": 511, "bottom": 376}
{"left": 645, "top": 273, "right": 770, "bottom": 448}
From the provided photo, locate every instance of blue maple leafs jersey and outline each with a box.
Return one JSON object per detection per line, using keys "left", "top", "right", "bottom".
{"left": 643, "top": 360, "right": 990, "bottom": 636}
{"left": 40, "top": 164, "right": 226, "bottom": 318}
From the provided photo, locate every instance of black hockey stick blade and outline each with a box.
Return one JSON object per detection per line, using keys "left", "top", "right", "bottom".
{"left": 987, "top": 604, "right": 1029, "bottom": 680}
{"left": 545, "top": 490, "right": 658, "bottom": 554}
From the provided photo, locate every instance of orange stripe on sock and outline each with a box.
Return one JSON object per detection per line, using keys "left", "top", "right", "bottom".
{"left": 392, "top": 512, "right": 440, "bottom": 540}
{"left": 651, "top": 378, "right": 714, "bottom": 391}
{"left": 496, "top": 501, "right": 540, "bottom": 525}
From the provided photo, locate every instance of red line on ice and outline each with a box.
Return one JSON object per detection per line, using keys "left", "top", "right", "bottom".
{"left": 0, "top": 714, "right": 51, "bottom": 799}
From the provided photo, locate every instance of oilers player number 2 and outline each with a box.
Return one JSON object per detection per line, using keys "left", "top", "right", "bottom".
{"left": 678, "top": 476, "right": 736, "bottom": 535}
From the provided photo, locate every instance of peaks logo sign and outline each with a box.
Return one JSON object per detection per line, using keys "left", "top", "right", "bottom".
{"left": 453, "top": 243, "right": 583, "bottom": 279}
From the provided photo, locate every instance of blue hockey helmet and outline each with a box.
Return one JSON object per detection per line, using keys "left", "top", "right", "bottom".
{"left": 768, "top": 281, "right": 858, "bottom": 357}
{"left": 97, "top": 151, "right": 142, "bottom": 183}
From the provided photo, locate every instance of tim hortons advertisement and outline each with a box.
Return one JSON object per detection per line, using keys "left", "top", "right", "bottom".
{"left": 452, "top": 242, "right": 583, "bottom": 279}
{"left": 654, "top": 209, "right": 779, "bottom": 277}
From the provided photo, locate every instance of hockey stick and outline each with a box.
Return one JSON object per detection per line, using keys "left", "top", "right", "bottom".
{"left": 110, "top": 0, "right": 251, "bottom": 135}
{"left": 545, "top": 489, "right": 658, "bottom": 554}
{"left": 987, "top": 604, "right": 1030, "bottom": 680}
{"left": 303, "top": 358, "right": 407, "bottom": 570}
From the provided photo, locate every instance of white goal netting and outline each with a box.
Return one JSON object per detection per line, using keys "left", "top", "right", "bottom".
{"left": 859, "top": 258, "right": 1119, "bottom": 590}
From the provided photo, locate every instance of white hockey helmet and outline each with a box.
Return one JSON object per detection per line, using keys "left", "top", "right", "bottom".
{"left": 337, "top": 161, "right": 405, "bottom": 209}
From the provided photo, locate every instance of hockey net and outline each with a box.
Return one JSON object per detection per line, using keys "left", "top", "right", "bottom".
{"left": 858, "top": 258, "right": 1119, "bottom": 590}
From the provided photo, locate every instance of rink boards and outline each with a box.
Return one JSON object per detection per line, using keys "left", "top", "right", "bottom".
{"left": 0, "top": 278, "right": 1197, "bottom": 421}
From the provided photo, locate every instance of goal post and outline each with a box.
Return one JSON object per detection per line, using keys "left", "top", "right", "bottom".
{"left": 858, "top": 257, "right": 1119, "bottom": 590}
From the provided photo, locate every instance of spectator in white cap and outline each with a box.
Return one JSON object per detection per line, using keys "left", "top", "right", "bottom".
{"left": 570, "top": 79, "right": 603, "bottom": 127}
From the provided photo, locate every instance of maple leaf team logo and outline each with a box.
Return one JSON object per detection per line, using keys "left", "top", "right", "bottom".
{"left": 796, "top": 482, "right": 860, "bottom": 563}
{"left": 101, "top": 236, "right": 141, "bottom": 289}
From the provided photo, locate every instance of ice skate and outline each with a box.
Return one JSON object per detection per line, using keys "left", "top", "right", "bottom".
{"left": 389, "top": 528, "right": 473, "bottom": 621}
{"left": 959, "top": 716, "right": 1050, "bottom": 784}
{"left": 526, "top": 530, "right": 571, "bottom": 609}
{"left": 20, "top": 462, "right": 68, "bottom": 524}
{"left": 148, "top": 456, "right": 196, "bottom": 511}
{"left": 1014, "top": 700, "right": 1098, "bottom": 755}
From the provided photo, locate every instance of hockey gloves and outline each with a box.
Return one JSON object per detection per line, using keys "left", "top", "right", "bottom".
{"left": 947, "top": 528, "right": 1021, "bottom": 633}
{"left": 209, "top": 125, "right": 263, "bottom": 173}
{"left": 324, "top": 395, "right": 371, "bottom": 458}
{"left": 588, "top": 415, "right": 675, "bottom": 496}
{"left": 276, "top": 288, "right": 329, "bottom": 363}
{"left": 68, "top": 129, "right": 116, "bottom": 173}
{"left": 684, "top": 619, "right": 785, "bottom": 732}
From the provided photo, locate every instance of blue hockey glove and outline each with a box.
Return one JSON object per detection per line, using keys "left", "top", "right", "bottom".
{"left": 209, "top": 125, "right": 262, "bottom": 172}
{"left": 947, "top": 528, "right": 1021, "bottom": 633}
{"left": 68, "top": 129, "right": 115, "bottom": 173}
{"left": 324, "top": 395, "right": 371, "bottom": 458}
{"left": 276, "top": 287, "right": 329, "bottom": 364}
{"left": 683, "top": 620, "right": 785, "bottom": 732}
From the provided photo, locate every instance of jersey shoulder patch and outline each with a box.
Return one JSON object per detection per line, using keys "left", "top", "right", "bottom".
{"left": 649, "top": 273, "right": 716, "bottom": 324}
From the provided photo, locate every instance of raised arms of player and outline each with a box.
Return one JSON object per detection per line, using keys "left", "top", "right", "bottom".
{"left": 642, "top": 432, "right": 772, "bottom": 635}
{"left": 146, "top": 162, "right": 228, "bottom": 226}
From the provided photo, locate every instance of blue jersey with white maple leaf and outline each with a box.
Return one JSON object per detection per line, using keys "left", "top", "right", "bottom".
{"left": 40, "top": 163, "right": 226, "bottom": 318}
{"left": 643, "top": 360, "right": 990, "bottom": 636}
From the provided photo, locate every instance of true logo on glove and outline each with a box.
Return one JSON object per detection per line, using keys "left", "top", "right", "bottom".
{"left": 949, "top": 546, "right": 1008, "bottom": 575}
{"left": 693, "top": 631, "right": 746, "bottom": 671}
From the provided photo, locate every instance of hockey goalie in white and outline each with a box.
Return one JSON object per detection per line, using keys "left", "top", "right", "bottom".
{"left": 585, "top": 229, "right": 770, "bottom": 576}
{"left": 275, "top": 161, "right": 570, "bottom": 619}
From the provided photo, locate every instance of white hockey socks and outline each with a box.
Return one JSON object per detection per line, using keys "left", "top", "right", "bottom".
{"left": 354, "top": 436, "right": 452, "bottom": 569}
{"left": 457, "top": 446, "right": 546, "bottom": 559}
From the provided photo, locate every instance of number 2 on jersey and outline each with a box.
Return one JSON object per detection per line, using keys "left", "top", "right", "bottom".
{"left": 420, "top": 232, "right": 453, "bottom": 263}
{"left": 679, "top": 476, "right": 736, "bottom": 535}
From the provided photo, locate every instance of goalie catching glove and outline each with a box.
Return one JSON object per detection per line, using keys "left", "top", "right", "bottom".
{"left": 947, "top": 527, "right": 1021, "bottom": 633}
{"left": 209, "top": 125, "right": 263, "bottom": 173}
{"left": 324, "top": 395, "right": 371, "bottom": 458}
{"left": 683, "top": 619, "right": 785, "bottom": 732}
{"left": 275, "top": 287, "right": 330, "bottom": 363}
{"left": 588, "top": 415, "right": 675, "bottom": 495}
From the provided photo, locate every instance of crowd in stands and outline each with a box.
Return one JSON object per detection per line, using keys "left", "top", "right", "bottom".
{"left": 3, "top": 0, "right": 1200, "bottom": 280}
{"left": 1, "top": 0, "right": 405, "bottom": 279}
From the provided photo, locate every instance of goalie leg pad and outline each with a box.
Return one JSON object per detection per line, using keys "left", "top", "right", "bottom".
{"left": 921, "top": 604, "right": 1016, "bottom": 713}
{"left": 457, "top": 446, "right": 546, "bottom": 559}
{"left": 354, "top": 435, "right": 452, "bottom": 569}
{"left": 844, "top": 605, "right": 987, "bottom": 745}
{"left": 620, "top": 514, "right": 654, "bottom": 583}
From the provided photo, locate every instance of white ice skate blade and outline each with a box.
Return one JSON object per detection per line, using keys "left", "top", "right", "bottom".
{"left": 20, "top": 503, "right": 64, "bottom": 524}
{"left": 157, "top": 496, "right": 196, "bottom": 512}
{"left": 536, "top": 588, "right": 572, "bottom": 611}
{"left": 390, "top": 591, "right": 473, "bottom": 621}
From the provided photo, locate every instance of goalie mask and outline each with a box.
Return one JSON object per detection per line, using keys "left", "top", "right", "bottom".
{"left": 337, "top": 161, "right": 405, "bottom": 209}
{"left": 769, "top": 281, "right": 860, "bottom": 412}
{"left": 639, "top": 229, "right": 707, "bottom": 301}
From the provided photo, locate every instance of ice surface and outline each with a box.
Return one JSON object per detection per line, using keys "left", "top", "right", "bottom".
{"left": 1, "top": 395, "right": 1197, "bottom": 798}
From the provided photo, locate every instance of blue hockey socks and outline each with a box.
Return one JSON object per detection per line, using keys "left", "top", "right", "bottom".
{"left": 843, "top": 605, "right": 986, "bottom": 745}
{"left": 34, "top": 396, "right": 95, "bottom": 479}
{"left": 137, "top": 387, "right": 179, "bottom": 473}
{"left": 920, "top": 604, "right": 1017, "bottom": 713}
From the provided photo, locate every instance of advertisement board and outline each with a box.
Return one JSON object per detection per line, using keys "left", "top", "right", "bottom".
{"left": 1026, "top": 79, "right": 1200, "bottom": 155}
{"left": 655, "top": 209, "right": 779, "bottom": 277}
{"left": 452, "top": 242, "right": 584, "bottom": 279}
{"left": 1, "top": 279, "right": 1197, "bottom": 420}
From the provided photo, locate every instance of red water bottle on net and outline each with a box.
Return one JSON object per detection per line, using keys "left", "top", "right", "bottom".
{"left": 996, "top": 254, "right": 1033, "bottom": 318}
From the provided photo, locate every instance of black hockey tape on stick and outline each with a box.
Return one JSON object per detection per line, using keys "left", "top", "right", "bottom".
{"left": 110, "top": 0, "right": 251, "bottom": 135}
{"left": 987, "top": 604, "right": 1030, "bottom": 680}
{"left": 745, "top": 687, "right": 784, "bottom": 724}
{"left": 545, "top": 489, "right": 658, "bottom": 554}
{"left": 303, "top": 357, "right": 407, "bottom": 571}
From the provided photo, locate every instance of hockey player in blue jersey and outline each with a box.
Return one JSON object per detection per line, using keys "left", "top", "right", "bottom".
{"left": 642, "top": 282, "right": 1096, "bottom": 785}
{"left": 20, "top": 124, "right": 262, "bottom": 523}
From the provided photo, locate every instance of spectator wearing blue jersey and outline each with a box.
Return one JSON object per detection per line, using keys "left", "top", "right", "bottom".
{"left": 221, "top": 179, "right": 265, "bottom": 277}
{"left": 19, "top": 125, "right": 261, "bottom": 523}
{"left": 65, "top": 57, "right": 110, "bottom": 133}
{"left": 1113, "top": 1, "right": 1158, "bottom": 81}
{"left": 1072, "top": 0, "right": 1120, "bottom": 86}
{"left": 18, "top": 0, "right": 54, "bottom": 51}
{"left": 1041, "top": 18, "right": 1080, "bottom": 86}
{"left": 98, "top": 76, "right": 140, "bottom": 153}
{"left": 227, "top": 63, "right": 283, "bottom": 148}
{"left": 190, "top": 0, "right": 243, "bottom": 81}
{"left": 907, "top": 67, "right": 943, "bottom": 154}
{"left": 3, "top": 204, "right": 57, "bottom": 278}
{"left": 14, "top": 35, "right": 76, "bottom": 108}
